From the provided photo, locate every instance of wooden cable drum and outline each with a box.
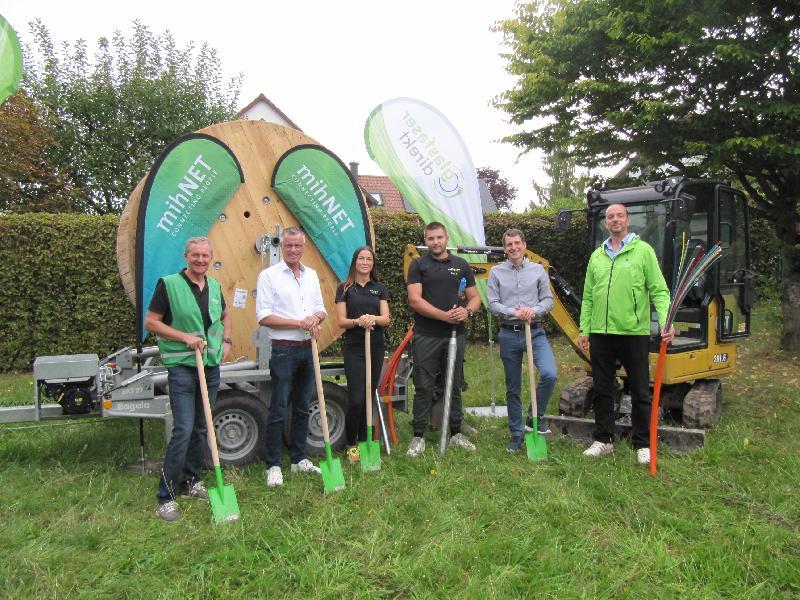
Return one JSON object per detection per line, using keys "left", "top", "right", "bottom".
{"left": 117, "top": 120, "right": 374, "bottom": 358}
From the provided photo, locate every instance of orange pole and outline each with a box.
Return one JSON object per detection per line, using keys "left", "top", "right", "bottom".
{"left": 649, "top": 339, "right": 668, "bottom": 476}
{"left": 379, "top": 327, "right": 415, "bottom": 447}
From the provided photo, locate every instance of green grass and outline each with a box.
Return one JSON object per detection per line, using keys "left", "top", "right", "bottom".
{"left": 1, "top": 302, "right": 799, "bottom": 598}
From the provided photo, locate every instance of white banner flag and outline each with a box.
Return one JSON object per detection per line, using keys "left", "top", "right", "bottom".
{"left": 365, "top": 97, "right": 485, "bottom": 247}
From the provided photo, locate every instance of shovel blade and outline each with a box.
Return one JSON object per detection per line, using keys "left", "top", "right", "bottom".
{"left": 359, "top": 440, "right": 382, "bottom": 472}
{"left": 208, "top": 483, "right": 240, "bottom": 523}
{"left": 321, "top": 457, "right": 346, "bottom": 494}
{"left": 525, "top": 432, "right": 548, "bottom": 462}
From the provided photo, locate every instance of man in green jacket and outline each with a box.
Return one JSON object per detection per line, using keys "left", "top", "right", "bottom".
{"left": 145, "top": 237, "right": 232, "bottom": 521}
{"left": 577, "top": 204, "right": 673, "bottom": 465}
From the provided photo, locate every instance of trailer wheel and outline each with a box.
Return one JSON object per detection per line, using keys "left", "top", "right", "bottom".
{"left": 559, "top": 376, "right": 594, "bottom": 417}
{"left": 683, "top": 379, "right": 722, "bottom": 429}
{"left": 285, "top": 381, "right": 347, "bottom": 456}
{"left": 213, "top": 391, "right": 266, "bottom": 466}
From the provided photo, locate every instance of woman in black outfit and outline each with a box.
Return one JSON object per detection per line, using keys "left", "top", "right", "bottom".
{"left": 335, "top": 246, "right": 391, "bottom": 464}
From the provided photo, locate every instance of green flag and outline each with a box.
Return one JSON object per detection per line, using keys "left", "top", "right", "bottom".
{"left": 272, "top": 145, "right": 371, "bottom": 280}
{"left": 0, "top": 14, "right": 23, "bottom": 105}
{"left": 136, "top": 133, "right": 244, "bottom": 341}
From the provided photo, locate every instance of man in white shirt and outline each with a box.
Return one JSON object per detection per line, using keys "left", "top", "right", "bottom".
{"left": 256, "top": 227, "right": 326, "bottom": 487}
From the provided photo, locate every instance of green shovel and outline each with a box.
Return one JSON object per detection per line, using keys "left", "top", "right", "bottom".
{"left": 195, "top": 348, "right": 240, "bottom": 523}
{"left": 359, "top": 329, "right": 382, "bottom": 472}
{"left": 311, "top": 338, "right": 346, "bottom": 493}
{"left": 523, "top": 322, "right": 548, "bottom": 462}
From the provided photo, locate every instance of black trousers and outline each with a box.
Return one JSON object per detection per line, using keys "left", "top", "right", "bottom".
{"left": 589, "top": 333, "right": 651, "bottom": 449}
{"left": 343, "top": 342, "right": 384, "bottom": 446}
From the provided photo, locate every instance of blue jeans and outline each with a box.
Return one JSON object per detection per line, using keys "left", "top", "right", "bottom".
{"left": 265, "top": 345, "right": 315, "bottom": 468}
{"left": 157, "top": 364, "right": 220, "bottom": 503}
{"left": 498, "top": 327, "right": 557, "bottom": 441}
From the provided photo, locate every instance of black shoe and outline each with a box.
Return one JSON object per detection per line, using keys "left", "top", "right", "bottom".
{"left": 506, "top": 438, "right": 524, "bottom": 454}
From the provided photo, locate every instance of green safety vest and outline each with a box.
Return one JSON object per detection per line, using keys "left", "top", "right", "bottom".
{"left": 156, "top": 273, "right": 224, "bottom": 368}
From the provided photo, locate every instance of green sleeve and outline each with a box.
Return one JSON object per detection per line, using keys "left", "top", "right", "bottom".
{"left": 579, "top": 254, "right": 595, "bottom": 335}
{"left": 644, "top": 245, "right": 671, "bottom": 327}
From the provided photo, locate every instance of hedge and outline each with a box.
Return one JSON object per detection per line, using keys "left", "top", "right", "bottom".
{"left": 0, "top": 210, "right": 779, "bottom": 372}
{"left": 0, "top": 214, "right": 136, "bottom": 371}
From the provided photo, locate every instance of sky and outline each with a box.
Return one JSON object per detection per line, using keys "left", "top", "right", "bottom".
{"left": 4, "top": 0, "right": 547, "bottom": 211}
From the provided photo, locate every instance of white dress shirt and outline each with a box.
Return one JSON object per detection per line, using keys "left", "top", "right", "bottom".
{"left": 255, "top": 261, "right": 327, "bottom": 341}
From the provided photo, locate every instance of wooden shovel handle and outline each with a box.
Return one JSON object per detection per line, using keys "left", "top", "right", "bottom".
{"left": 195, "top": 347, "right": 220, "bottom": 469}
{"left": 524, "top": 322, "right": 537, "bottom": 419}
{"left": 310, "top": 338, "right": 331, "bottom": 444}
{"left": 365, "top": 328, "right": 372, "bottom": 427}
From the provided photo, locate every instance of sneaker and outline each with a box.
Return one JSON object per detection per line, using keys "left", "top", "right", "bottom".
{"left": 291, "top": 458, "right": 322, "bottom": 474}
{"left": 583, "top": 441, "right": 614, "bottom": 457}
{"left": 506, "top": 438, "right": 524, "bottom": 454}
{"left": 155, "top": 500, "right": 180, "bottom": 522}
{"left": 636, "top": 447, "right": 651, "bottom": 465}
{"left": 525, "top": 416, "right": 534, "bottom": 433}
{"left": 183, "top": 481, "right": 209, "bottom": 500}
{"left": 346, "top": 445, "right": 360, "bottom": 464}
{"left": 266, "top": 466, "right": 283, "bottom": 487}
{"left": 407, "top": 436, "right": 425, "bottom": 457}
{"left": 449, "top": 433, "right": 476, "bottom": 452}
{"left": 537, "top": 418, "right": 552, "bottom": 436}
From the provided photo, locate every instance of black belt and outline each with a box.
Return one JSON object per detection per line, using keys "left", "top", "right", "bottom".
{"left": 272, "top": 339, "right": 312, "bottom": 348}
{"left": 500, "top": 322, "right": 543, "bottom": 332}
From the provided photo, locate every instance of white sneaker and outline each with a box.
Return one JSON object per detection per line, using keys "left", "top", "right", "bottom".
{"left": 266, "top": 466, "right": 283, "bottom": 487}
{"left": 583, "top": 441, "right": 614, "bottom": 457}
{"left": 291, "top": 458, "right": 321, "bottom": 474}
{"left": 407, "top": 436, "right": 425, "bottom": 457}
{"left": 449, "top": 433, "right": 476, "bottom": 452}
{"left": 636, "top": 448, "right": 651, "bottom": 465}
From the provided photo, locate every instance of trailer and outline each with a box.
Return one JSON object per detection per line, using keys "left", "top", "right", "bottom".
{"left": 1, "top": 332, "right": 411, "bottom": 465}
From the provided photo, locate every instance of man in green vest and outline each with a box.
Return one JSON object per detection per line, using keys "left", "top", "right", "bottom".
{"left": 578, "top": 203, "right": 674, "bottom": 466}
{"left": 145, "top": 236, "right": 232, "bottom": 522}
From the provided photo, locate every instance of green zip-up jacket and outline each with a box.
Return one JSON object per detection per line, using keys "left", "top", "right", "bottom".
{"left": 579, "top": 235, "right": 670, "bottom": 336}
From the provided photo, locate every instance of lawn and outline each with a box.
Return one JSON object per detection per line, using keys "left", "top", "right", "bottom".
{"left": 1, "top": 301, "right": 798, "bottom": 598}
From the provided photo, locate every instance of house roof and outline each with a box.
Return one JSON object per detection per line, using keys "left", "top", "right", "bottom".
{"left": 236, "top": 93, "right": 303, "bottom": 131}
{"left": 357, "top": 175, "right": 405, "bottom": 212}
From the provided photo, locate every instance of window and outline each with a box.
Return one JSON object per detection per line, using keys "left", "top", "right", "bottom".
{"left": 371, "top": 192, "right": 383, "bottom": 206}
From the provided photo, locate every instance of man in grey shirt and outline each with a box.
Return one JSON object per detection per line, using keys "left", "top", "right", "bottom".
{"left": 487, "top": 228, "right": 557, "bottom": 453}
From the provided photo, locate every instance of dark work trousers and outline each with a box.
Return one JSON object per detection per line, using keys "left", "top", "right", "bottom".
{"left": 411, "top": 332, "right": 466, "bottom": 437}
{"left": 343, "top": 341, "right": 384, "bottom": 446}
{"left": 589, "top": 333, "right": 651, "bottom": 449}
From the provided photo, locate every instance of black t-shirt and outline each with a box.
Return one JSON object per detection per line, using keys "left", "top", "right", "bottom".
{"left": 406, "top": 253, "right": 476, "bottom": 337}
{"left": 335, "top": 280, "right": 390, "bottom": 347}
{"left": 148, "top": 270, "right": 226, "bottom": 334}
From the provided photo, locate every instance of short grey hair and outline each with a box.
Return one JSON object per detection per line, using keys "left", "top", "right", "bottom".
{"left": 185, "top": 236, "right": 213, "bottom": 255}
{"left": 280, "top": 227, "right": 306, "bottom": 243}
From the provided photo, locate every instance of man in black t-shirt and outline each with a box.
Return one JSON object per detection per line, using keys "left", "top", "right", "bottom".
{"left": 406, "top": 222, "right": 481, "bottom": 456}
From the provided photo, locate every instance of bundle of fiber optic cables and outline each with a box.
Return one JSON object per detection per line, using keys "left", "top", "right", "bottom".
{"left": 650, "top": 236, "right": 723, "bottom": 475}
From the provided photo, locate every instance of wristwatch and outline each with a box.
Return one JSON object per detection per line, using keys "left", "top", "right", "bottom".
{"left": 467, "top": 309, "right": 475, "bottom": 318}
{"left": 222, "top": 337, "right": 232, "bottom": 344}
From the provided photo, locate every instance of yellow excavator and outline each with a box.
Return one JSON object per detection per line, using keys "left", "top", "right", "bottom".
{"left": 404, "top": 177, "right": 754, "bottom": 450}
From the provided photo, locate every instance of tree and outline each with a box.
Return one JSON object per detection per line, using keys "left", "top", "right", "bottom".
{"left": 477, "top": 166, "right": 517, "bottom": 211}
{"left": 530, "top": 146, "right": 592, "bottom": 211}
{"left": 496, "top": 1, "right": 800, "bottom": 350}
{"left": 0, "top": 92, "right": 77, "bottom": 212}
{"left": 20, "top": 20, "right": 243, "bottom": 214}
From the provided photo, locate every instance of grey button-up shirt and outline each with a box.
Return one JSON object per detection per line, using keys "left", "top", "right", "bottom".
{"left": 487, "top": 258, "right": 554, "bottom": 321}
